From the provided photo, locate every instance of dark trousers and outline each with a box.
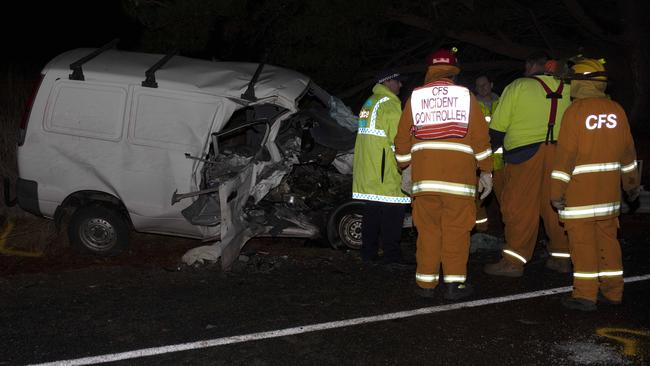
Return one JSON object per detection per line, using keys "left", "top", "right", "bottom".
{"left": 361, "top": 201, "right": 406, "bottom": 263}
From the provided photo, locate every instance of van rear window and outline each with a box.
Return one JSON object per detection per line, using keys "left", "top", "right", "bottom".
{"left": 128, "top": 89, "right": 222, "bottom": 152}
{"left": 45, "top": 81, "right": 126, "bottom": 141}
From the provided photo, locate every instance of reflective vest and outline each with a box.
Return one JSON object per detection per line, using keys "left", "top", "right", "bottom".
{"left": 394, "top": 77, "right": 492, "bottom": 199}
{"left": 477, "top": 96, "right": 499, "bottom": 122}
{"left": 352, "top": 83, "right": 410, "bottom": 204}
{"left": 409, "top": 81, "right": 471, "bottom": 140}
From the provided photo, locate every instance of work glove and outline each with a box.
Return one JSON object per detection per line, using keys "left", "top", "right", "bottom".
{"left": 477, "top": 172, "right": 493, "bottom": 200}
{"left": 401, "top": 165, "right": 412, "bottom": 195}
{"left": 626, "top": 186, "right": 641, "bottom": 202}
{"left": 551, "top": 197, "right": 566, "bottom": 211}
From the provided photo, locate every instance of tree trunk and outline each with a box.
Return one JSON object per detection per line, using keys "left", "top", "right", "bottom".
{"left": 621, "top": 0, "right": 650, "bottom": 131}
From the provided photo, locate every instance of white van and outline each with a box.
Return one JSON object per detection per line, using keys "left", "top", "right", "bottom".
{"left": 10, "top": 42, "right": 364, "bottom": 265}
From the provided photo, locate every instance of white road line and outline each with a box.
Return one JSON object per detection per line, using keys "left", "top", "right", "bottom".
{"left": 29, "top": 274, "right": 650, "bottom": 366}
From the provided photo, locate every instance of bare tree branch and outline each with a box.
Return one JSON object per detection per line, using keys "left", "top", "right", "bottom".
{"left": 561, "top": 0, "right": 621, "bottom": 43}
{"left": 337, "top": 60, "right": 522, "bottom": 98}
{"left": 389, "top": 12, "right": 539, "bottom": 59}
{"left": 390, "top": 12, "right": 433, "bottom": 31}
{"left": 381, "top": 39, "right": 434, "bottom": 69}
{"left": 337, "top": 80, "right": 376, "bottom": 99}
{"left": 445, "top": 29, "right": 539, "bottom": 59}
{"left": 527, "top": 9, "right": 556, "bottom": 57}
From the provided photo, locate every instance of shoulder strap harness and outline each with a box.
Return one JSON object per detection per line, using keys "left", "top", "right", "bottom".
{"left": 527, "top": 76, "right": 564, "bottom": 144}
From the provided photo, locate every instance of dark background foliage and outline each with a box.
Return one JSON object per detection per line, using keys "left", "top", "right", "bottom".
{"left": 121, "top": 0, "right": 649, "bottom": 126}
{"left": 2, "top": 0, "right": 650, "bottom": 216}
{"left": 2, "top": 0, "right": 649, "bottom": 126}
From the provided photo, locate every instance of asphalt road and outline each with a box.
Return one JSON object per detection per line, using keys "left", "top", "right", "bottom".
{"left": 1, "top": 214, "right": 649, "bottom": 366}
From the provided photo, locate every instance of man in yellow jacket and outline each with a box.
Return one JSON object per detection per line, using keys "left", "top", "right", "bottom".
{"left": 550, "top": 58, "right": 639, "bottom": 311}
{"left": 395, "top": 48, "right": 493, "bottom": 300}
{"left": 484, "top": 51, "right": 572, "bottom": 277}
{"left": 474, "top": 75, "right": 502, "bottom": 231}
{"left": 352, "top": 69, "right": 411, "bottom": 266}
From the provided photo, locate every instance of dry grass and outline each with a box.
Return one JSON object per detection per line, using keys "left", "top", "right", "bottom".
{"left": 0, "top": 216, "right": 58, "bottom": 257}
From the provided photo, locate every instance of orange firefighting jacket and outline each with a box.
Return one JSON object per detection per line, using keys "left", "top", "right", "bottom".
{"left": 550, "top": 97, "right": 639, "bottom": 221}
{"left": 394, "top": 67, "right": 492, "bottom": 200}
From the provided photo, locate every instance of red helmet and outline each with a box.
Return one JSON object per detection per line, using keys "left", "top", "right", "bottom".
{"left": 426, "top": 48, "right": 458, "bottom": 66}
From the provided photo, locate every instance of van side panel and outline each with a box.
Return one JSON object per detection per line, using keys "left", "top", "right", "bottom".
{"left": 17, "top": 76, "right": 237, "bottom": 238}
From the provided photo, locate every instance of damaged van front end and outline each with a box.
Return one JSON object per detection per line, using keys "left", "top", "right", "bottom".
{"left": 171, "top": 66, "right": 358, "bottom": 268}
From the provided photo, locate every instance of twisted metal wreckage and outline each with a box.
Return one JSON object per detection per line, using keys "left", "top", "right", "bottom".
{"left": 177, "top": 70, "right": 362, "bottom": 268}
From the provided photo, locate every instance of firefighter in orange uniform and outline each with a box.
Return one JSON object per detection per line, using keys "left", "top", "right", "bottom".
{"left": 394, "top": 48, "right": 493, "bottom": 300}
{"left": 550, "top": 58, "right": 640, "bottom": 311}
{"left": 484, "top": 52, "right": 572, "bottom": 277}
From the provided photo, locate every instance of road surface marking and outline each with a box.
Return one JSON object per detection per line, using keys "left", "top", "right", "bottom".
{"left": 29, "top": 274, "right": 650, "bottom": 366}
{"left": 596, "top": 327, "right": 650, "bottom": 356}
{"left": 0, "top": 218, "right": 43, "bottom": 257}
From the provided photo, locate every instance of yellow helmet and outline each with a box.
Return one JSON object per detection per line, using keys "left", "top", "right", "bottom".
{"left": 571, "top": 58, "right": 607, "bottom": 81}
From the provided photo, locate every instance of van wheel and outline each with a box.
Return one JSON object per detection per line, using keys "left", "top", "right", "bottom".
{"left": 68, "top": 205, "right": 129, "bottom": 256}
{"left": 327, "top": 201, "right": 364, "bottom": 250}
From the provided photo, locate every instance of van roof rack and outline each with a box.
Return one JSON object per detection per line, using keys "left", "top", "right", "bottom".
{"left": 142, "top": 50, "right": 178, "bottom": 88}
{"left": 69, "top": 39, "right": 120, "bottom": 81}
{"left": 241, "top": 62, "right": 265, "bottom": 101}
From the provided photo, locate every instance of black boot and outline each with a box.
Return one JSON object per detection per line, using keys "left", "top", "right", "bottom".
{"left": 444, "top": 283, "right": 474, "bottom": 301}
{"left": 561, "top": 295, "right": 597, "bottom": 311}
{"left": 597, "top": 292, "right": 622, "bottom": 305}
{"left": 415, "top": 286, "right": 437, "bottom": 299}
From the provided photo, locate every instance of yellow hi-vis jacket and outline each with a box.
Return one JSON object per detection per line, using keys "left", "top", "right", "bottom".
{"left": 478, "top": 95, "right": 499, "bottom": 122}
{"left": 550, "top": 97, "right": 639, "bottom": 221}
{"left": 395, "top": 71, "right": 492, "bottom": 199}
{"left": 478, "top": 95, "right": 504, "bottom": 170}
{"left": 352, "top": 83, "right": 411, "bottom": 204}
{"left": 490, "top": 75, "right": 571, "bottom": 150}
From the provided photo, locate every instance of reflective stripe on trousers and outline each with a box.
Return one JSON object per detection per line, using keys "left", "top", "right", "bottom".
{"left": 559, "top": 202, "right": 620, "bottom": 220}
{"left": 565, "top": 219, "right": 623, "bottom": 302}
{"left": 412, "top": 180, "right": 476, "bottom": 197}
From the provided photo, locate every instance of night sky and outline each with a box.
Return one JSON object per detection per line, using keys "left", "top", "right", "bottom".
{"left": 2, "top": 0, "right": 648, "bottom": 131}
{"left": 5, "top": 1, "right": 137, "bottom": 71}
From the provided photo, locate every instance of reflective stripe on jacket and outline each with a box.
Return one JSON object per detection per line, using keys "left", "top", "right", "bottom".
{"left": 550, "top": 97, "right": 639, "bottom": 221}
{"left": 352, "top": 83, "right": 411, "bottom": 204}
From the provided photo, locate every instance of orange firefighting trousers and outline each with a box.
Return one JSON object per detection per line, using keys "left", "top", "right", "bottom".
{"left": 493, "top": 168, "right": 505, "bottom": 203}
{"left": 565, "top": 219, "right": 623, "bottom": 302}
{"left": 501, "top": 144, "right": 569, "bottom": 267}
{"left": 475, "top": 168, "right": 505, "bottom": 230}
{"left": 414, "top": 195, "right": 475, "bottom": 289}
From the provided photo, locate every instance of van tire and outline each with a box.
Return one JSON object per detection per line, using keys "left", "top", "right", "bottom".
{"left": 327, "top": 201, "right": 364, "bottom": 250}
{"left": 68, "top": 205, "right": 129, "bottom": 256}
